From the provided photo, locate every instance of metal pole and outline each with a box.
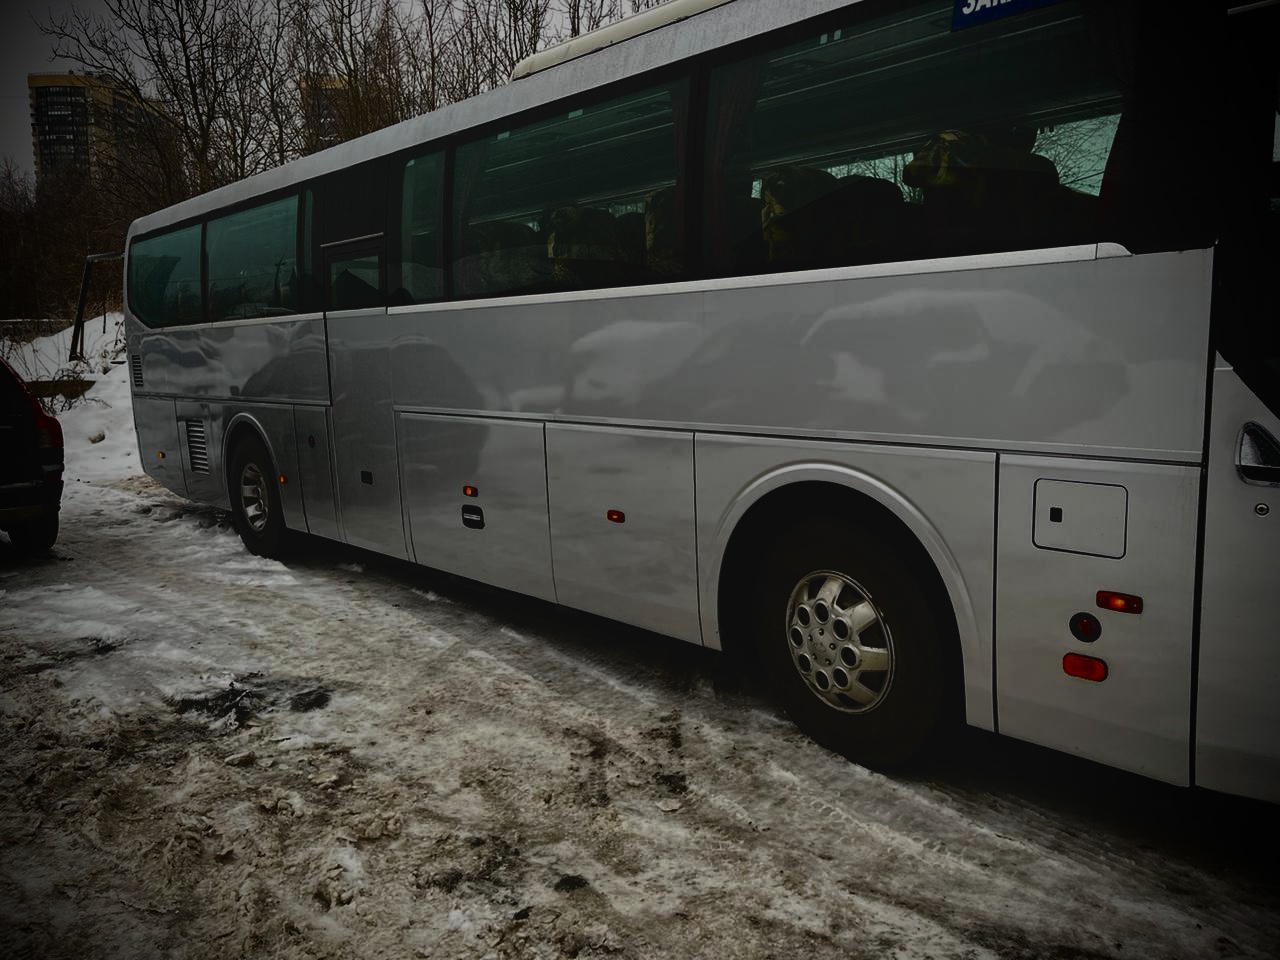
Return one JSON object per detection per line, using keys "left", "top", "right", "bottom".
{"left": 68, "top": 251, "right": 123, "bottom": 364}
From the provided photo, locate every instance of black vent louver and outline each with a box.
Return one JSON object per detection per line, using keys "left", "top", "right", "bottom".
{"left": 130, "top": 354, "right": 143, "bottom": 389}
{"left": 184, "top": 419, "right": 209, "bottom": 474}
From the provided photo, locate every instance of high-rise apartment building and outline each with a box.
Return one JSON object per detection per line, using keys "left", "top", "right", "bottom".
{"left": 28, "top": 72, "right": 149, "bottom": 182}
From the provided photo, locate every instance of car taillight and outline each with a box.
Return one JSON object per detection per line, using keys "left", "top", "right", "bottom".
{"left": 33, "top": 406, "right": 63, "bottom": 448}
{"left": 27, "top": 394, "right": 63, "bottom": 479}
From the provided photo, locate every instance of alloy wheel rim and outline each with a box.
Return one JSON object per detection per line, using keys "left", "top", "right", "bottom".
{"left": 785, "top": 570, "right": 894, "bottom": 713}
{"left": 239, "top": 462, "right": 268, "bottom": 533}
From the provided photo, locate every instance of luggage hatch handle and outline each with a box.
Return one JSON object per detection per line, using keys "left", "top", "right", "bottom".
{"left": 1237, "top": 422, "right": 1280, "bottom": 486}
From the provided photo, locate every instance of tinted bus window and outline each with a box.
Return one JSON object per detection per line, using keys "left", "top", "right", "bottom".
{"left": 206, "top": 195, "right": 299, "bottom": 322}
{"left": 395, "top": 151, "right": 445, "bottom": 304}
{"left": 128, "top": 223, "right": 203, "bottom": 327}
{"left": 704, "top": 0, "right": 1121, "bottom": 276}
{"left": 453, "top": 80, "right": 688, "bottom": 298}
{"left": 323, "top": 160, "right": 385, "bottom": 245}
{"left": 328, "top": 249, "right": 383, "bottom": 312}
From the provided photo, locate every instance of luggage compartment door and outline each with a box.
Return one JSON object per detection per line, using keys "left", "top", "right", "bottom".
{"left": 400, "top": 413, "right": 554, "bottom": 601}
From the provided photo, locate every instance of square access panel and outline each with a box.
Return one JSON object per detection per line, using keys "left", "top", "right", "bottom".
{"left": 1033, "top": 479, "right": 1128, "bottom": 558}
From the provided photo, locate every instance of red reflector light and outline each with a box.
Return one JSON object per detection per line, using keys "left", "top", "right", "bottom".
{"left": 606, "top": 509, "right": 625, "bottom": 523}
{"left": 278, "top": 474, "right": 288, "bottom": 485}
{"left": 1096, "top": 590, "right": 1143, "bottom": 615}
{"left": 1068, "top": 612, "right": 1102, "bottom": 643}
{"left": 1063, "top": 653, "right": 1108, "bottom": 682}
{"left": 463, "top": 485, "right": 478, "bottom": 498}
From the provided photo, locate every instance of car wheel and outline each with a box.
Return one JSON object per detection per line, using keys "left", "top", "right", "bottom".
{"left": 6, "top": 513, "right": 59, "bottom": 556}
{"left": 229, "top": 434, "right": 290, "bottom": 559}
{"left": 749, "top": 512, "right": 951, "bottom": 769}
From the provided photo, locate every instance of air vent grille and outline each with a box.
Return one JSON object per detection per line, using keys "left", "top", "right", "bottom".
{"left": 184, "top": 419, "right": 209, "bottom": 474}
{"left": 130, "top": 354, "right": 143, "bottom": 389}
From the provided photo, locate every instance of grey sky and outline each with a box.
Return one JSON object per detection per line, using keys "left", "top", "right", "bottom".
{"left": 0, "top": 0, "right": 109, "bottom": 176}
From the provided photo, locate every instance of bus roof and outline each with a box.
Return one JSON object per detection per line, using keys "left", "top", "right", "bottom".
{"left": 510, "top": 0, "right": 737, "bottom": 81}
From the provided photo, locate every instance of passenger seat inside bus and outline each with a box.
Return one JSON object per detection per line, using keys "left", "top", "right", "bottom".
{"left": 545, "top": 205, "right": 640, "bottom": 290}
{"left": 903, "top": 128, "right": 1098, "bottom": 256}
{"left": 760, "top": 166, "right": 908, "bottom": 271}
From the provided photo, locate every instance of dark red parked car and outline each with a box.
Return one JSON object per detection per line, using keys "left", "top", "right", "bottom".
{"left": 0, "top": 356, "right": 63, "bottom": 554}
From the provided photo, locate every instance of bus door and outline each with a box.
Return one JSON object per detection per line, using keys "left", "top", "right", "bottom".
{"left": 323, "top": 237, "right": 409, "bottom": 559}
{"left": 1195, "top": 3, "right": 1280, "bottom": 804}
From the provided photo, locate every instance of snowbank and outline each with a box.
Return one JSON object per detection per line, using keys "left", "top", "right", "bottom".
{"left": 2, "top": 315, "right": 140, "bottom": 485}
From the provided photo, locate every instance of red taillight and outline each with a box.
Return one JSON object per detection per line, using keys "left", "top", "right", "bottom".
{"left": 1096, "top": 590, "right": 1142, "bottom": 615}
{"left": 1063, "top": 653, "right": 1108, "bottom": 682}
{"left": 606, "top": 509, "right": 625, "bottom": 523}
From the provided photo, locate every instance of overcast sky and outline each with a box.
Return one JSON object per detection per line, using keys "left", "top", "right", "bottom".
{"left": 0, "top": 0, "right": 109, "bottom": 177}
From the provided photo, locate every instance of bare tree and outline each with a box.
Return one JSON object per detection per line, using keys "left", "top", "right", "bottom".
{"left": 563, "top": 0, "right": 621, "bottom": 38}
{"left": 43, "top": 0, "right": 244, "bottom": 199}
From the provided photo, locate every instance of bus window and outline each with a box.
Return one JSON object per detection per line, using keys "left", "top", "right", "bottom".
{"left": 703, "top": 0, "right": 1122, "bottom": 276}
{"left": 452, "top": 79, "right": 688, "bottom": 298}
{"left": 206, "top": 195, "right": 299, "bottom": 322}
{"left": 128, "top": 223, "right": 202, "bottom": 327}
{"left": 327, "top": 248, "right": 383, "bottom": 312}
{"left": 393, "top": 151, "right": 445, "bottom": 305}
{"left": 323, "top": 159, "right": 386, "bottom": 246}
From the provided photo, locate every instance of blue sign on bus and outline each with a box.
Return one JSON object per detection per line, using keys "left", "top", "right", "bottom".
{"left": 952, "top": 0, "right": 1062, "bottom": 31}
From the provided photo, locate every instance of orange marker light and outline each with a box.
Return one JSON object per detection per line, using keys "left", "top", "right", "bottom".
{"left": 1096, "top": 590, "right": 1143, "bottom": 615}
{"left": 606, "top": 509, "right": 625, "bottom": 524}
{"left": 156, "top": 451, "right": 166, "bottom": 460}
{"left": 278, "top": 474, "right": 288, "bottom": 485}
{"left": 463, "top": 485, "right": 478, "bottom": 498}
{"left": 1063, "top": 652, "right": 1108, "bottom": 682}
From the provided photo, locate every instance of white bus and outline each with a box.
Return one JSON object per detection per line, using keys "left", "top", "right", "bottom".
{"left": 121, "top": 0, "right": 1280, "bottom": 801}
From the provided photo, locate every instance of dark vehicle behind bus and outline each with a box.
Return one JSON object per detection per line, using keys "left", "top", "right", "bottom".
{"left": 0, "top": 356, "right": 63, "bottom": 554}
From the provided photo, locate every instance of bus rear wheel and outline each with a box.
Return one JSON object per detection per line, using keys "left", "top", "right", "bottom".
{"left": 229, "top": 435, "right": 290, "bottom": 559}
{"left": 748, "top": 514, "right": 950, "bottom": 769}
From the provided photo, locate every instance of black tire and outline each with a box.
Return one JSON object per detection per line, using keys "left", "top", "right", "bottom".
{"left": 748, "top": 511, "right": 952, "bottom": 769}
{"left": 228, "top": 434, "right": 291, "bottom": 559}
{"left": 6, "top": 513, "right": 59, "bottom": 556}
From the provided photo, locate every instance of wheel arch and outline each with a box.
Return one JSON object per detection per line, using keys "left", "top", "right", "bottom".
{"left": 222, "top": 413, "right": 280, "bottom": 498}
{"left": 704, "top": 466, "right": 978, "bottom": 711}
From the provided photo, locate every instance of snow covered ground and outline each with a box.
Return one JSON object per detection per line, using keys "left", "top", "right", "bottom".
{"left": 2, "top": 324, "right": 1278, "bottom": 959}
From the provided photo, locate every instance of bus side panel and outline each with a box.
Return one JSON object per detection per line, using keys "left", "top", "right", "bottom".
{"left": 135, "top": 316, "right": 329, "bottom": 403}
{"left": 996, "top": 456, "right": 1199, "bottom": 785}
{"left": 328, "top": 311, "right": 409, "bottom": 560}
{"left": 175, "top": 399, "right": 224, "bottom": 505}
{"left": 547, "top": 424, "right": 699, "bottom": 643}
{"left": 1196, "top": 368, "right": 1280, "bottom": 804}
{"left": 695, "top": 435, "right": 996, "bottom": 731}
{"left": 293, "top": 406, "right": 341, "bottom": 541}
{"left": 133, "top": 396, "right": 185, "bottom": 497}
{"left": 400, "top": 413, "right": 555, "bottom": 602}
{"left": 385, "top": 249, "right": 1211, "bottom": 464}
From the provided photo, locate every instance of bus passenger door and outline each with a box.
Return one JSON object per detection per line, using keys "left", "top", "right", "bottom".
{"left": 1196, "top": 8, "right": 1280, "bottom": 804}
{"left": 1197, "top": 368, "right": 1280, "bottom": 803}
{"left": 324, "top": 239, "right": 408, "bottom": 559}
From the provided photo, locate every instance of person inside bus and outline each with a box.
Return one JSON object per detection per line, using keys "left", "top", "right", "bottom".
{"left": 463, "top": 219, "right": 547, "bottom": 296}
{"left": 902, "top": 126, "right": 1096, "bottom": 255}
{"left": 760, "top": 166, "right": 906, "bottom": 270}
{"left": 760, "top": 165, "right": 840, "bottom": 269}
{"left": 644, "top": 186, "right": 683, "bottom": 279}
{"left": 544, "top": 204, "right": 639, "bottom": 290}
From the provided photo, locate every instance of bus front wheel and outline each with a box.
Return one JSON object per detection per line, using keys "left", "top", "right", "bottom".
{"left": 229, "top": 435, "right": 290, "bottom": 559}
{"left": 749, "top": 514, "right": 950, "bottom": 769}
